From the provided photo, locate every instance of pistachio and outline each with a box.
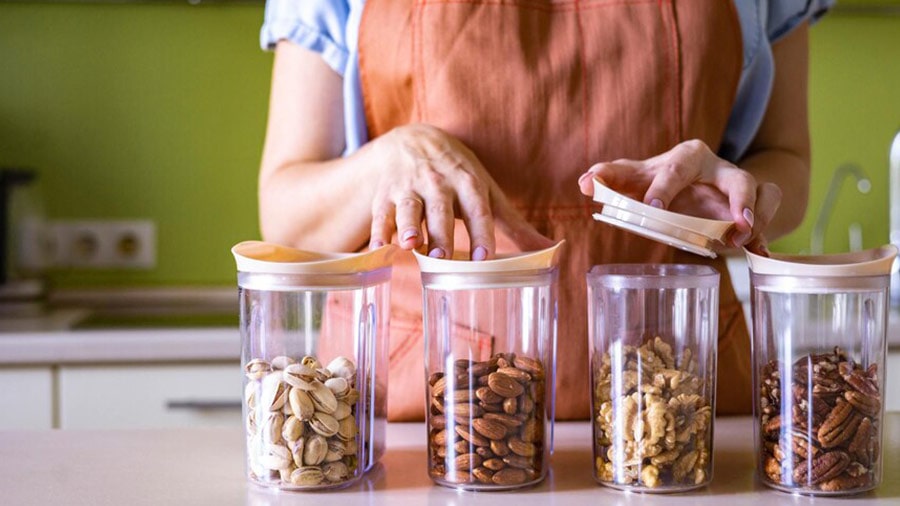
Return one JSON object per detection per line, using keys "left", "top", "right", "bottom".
{"left": 290, "top": 466, "right": 325, "bottom": 486}
{"left": 290, "top": 438, "right": 306, "bottom": 468}
{"left": 262, "top": 412, "right": 284, "bottom": 444}
{"left": 304, "top": 434, "right": 328, "bottom": 466}
{"left": 283, "top": 363, "right": 317, "bottom": 390}
{"left": 289, "top": 387, "right": 315, "bottom": 421}
{"left": 338, "top": 415, "right": 358, "bottom": 441}
{"left": 245, "top": 359, "right": 272, "bottom": 380}
{"left": 325, "top": 377, "right": 350, "bottom": 398}
{"left": 282, "top": 415, "right": 305, "bottom": 442}
{"left": 260, "top": 372, "right": 288, "bottom": 412}
{"left": 343, "top": 388, "right": 361, "bottom": 405}
{"left": 310, "top": 381, "right": 339, "bottom": 414}
{"left": 324, "top": 440, "right": 345, "bottom": 462}
{"left": 271, "top": 355, "right": 296, "bottom": 370}
{"left": 300, "top": 356, "right": 322, "bottom": 370}
{"left": 260, "top": 444, "right": 292, "bottom": 470}
{"left": 332, "top": 401, "right": 352, "bottom": 421}
{"left": 245, "top": 381, "right": 259, "bottom": 410}
{"left": 323, "top": 461, "right": 350, "bottom": 482}
{"left": 310, "top": 412, "right": 340, "bottom": 438}
{"left": 326, "top": 356, "right": 357, "bottom": 381}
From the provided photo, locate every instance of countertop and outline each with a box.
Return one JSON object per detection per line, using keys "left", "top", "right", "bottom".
{"left": 2, "top": 416, "right": 898, "bottom": 506}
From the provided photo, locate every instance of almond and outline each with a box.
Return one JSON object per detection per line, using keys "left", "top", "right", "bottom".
{"left": 488, "top": 372, "right": 524, "bottom": 398}
{"left": 472, "top": 417, "right": 508, "bottom": 440}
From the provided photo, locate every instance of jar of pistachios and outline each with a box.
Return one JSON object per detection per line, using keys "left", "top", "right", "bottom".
{"left": 232, "top": 241, "right": 396, "bottom": 490}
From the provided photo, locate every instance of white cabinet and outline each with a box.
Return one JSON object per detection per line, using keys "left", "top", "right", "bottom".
{"left": 0, "top": 367, "right": 53, "bottom": 429}
{"left": 58, "top": 363, "right": 242, "bottom": 429}
{"left": 887, "top": 352, "right": 900, "bottom": 412}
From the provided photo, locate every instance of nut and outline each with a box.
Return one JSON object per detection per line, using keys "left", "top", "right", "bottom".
{"left": 593, "top": 336, "right": 711, "bottom": 488}
{"left": 428, "top": 353, "right": 545, "bottom": 488}
{"left": 245, "top": 354, "right": 362, "bottom": 488}
{"left": 759, "top": 347, "right": 881, "bottom": 493}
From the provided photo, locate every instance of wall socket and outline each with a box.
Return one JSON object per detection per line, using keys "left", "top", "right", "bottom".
{"left": 48, "top": 220, "right": 156, "bottom": 269}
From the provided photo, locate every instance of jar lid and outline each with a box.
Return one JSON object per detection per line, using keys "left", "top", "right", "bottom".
{"left": 232, "top": 241, "right": 398, "bottom": 275}
{"left": 746, "top": 245, "right": 899, "bottom": 277}
{"left": 413, "top": 241, "right": 564, "bottom": 274}
{"left": 589, "top": 178, "right": 734, "bottom": 258}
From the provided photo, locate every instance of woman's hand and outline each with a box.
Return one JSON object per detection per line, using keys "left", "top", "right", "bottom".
{"left": 577, "top": 139, "right": 781, "bottom": 253}
{"left": 368, "top": 123, "right": 552, "bottom": 259}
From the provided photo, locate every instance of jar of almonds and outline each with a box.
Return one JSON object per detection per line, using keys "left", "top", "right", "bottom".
{"left": 747, "top": 246, "right": 897, "bottom": 495}
{"left": 414, "top": 244, "right": 562, "bottom": 490}
{"left": 232, "top": 241, "right": 397, "bottom": 490}
{"left": 587, "top": 264, "right": 719, "bottom": 492}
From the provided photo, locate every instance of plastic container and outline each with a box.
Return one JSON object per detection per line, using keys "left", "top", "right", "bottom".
{"left": 232, "top": 241, "right": 397, "bottom": 490}
{"left": 748, "top": 245, "right": 898, "bottom": 495}
{"left": 415, "top": 243, "right": 563, "bottom": 490}
{"left": 587, "top": 264, "right": 719, "bottom": 492}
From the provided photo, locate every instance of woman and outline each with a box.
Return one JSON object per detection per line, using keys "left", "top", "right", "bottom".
{"left": 256, "top": 0, "right": 833, "bottom": 420}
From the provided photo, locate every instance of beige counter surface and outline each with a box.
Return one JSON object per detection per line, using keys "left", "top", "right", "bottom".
{"left": 2, "top": 416, "right": 898, "bottom": 506}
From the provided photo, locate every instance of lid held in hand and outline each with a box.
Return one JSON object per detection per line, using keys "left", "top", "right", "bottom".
{"left": 590, "top": 178, "right": 734, "bottom": 258}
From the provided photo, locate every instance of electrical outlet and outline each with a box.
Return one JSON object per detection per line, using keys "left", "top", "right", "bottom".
{"left": 48, "top": 220, "right": 156, "bottom": 269}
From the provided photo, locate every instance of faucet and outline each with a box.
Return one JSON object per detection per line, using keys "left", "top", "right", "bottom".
{"left": 810, "top": 163, "right": 871, "bottom": 255}
{"left": 890, "top": 129, "right": 900, "bottom": 307}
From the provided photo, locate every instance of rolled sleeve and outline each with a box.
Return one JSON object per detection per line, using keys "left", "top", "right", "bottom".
{"left": 767, "top": 0, "right": 836, "bottom": 43}
{"left": 260, "top": 0, "right": 351, "bottom": 76}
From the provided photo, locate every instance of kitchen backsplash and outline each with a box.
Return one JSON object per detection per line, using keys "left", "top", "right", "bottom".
{"left": 0, "top": 3, "right": 898, "bottom": 287}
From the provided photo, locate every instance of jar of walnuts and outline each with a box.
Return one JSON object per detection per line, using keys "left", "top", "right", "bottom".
{"left": 587, "top": 264, "right": 719, "bottom": 492}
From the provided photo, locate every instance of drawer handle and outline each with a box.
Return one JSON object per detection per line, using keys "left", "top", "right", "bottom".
{"left": 165, "top": 399, "right": 242, "bottom": 411}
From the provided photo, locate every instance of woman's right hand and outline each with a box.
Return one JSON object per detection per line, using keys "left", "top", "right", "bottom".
{"left": 367, "top": 123, "right": 552, "bottom": 259}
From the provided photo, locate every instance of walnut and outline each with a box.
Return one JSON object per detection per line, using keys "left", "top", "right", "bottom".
{"left": 593, "top": 336, "right": 712, "bottom": 489}
{"left": 669, "top": 394, "right": 711, "bottom": 444}
{"left": 640, "top": 464, "right": 661, "bottom": 488}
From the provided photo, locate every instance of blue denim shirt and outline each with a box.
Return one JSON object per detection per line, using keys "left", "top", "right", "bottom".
{"left": 261, "top": 0, "right": 834, "bottom": 161}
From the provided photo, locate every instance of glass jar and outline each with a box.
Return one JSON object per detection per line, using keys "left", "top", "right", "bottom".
{"left": 587, "top": 264, "right": 719, "bottom": 492}
{"left": 416, "top": 244, "right": 562, "bottom": 490}
{"left": 749, "top": 246, "right": 898, "bottom": 495}
{"left": 233, "top": 241, "right": 396, "bottom": 491}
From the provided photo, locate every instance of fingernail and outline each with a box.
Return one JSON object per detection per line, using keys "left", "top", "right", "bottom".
{"left": 650, "top": 199, "right": 664, "bottom": 209}
{"left": 743, "top": 208, "right": 755, "bottom": 227}
{"left": 428, "top": 247, "right": 445, "bottom": 259}
{"left": 578, "top": 172, "right": 593, "bottom": 185}
{"left": 370, "top": 240, "right": 384, "bottom": 249}
{"left": 472, "top": 246, "right": 488, "bottom": 261}
{"left": 760, "top": 244, "right": 771, "bottom": 256}
{"left": 401, "top": 229, "right": 418, "bottom": 243}
{"left": 733, "top": 232, "right": 750, "bottom": 247}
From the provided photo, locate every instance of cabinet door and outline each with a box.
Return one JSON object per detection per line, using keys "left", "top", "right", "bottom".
{"left": 58, "top": 363, "right": 242, "bottom": 429}
{"left": 0, "top": 367, "right": 53, "bottom": 429}
{"left": 887, "top": 352, "right": 900, "bottom": 412}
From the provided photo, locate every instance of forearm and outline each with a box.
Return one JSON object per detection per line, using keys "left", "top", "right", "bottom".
{"left": 738, "top": 147, "right": 809, "bottom": 241}
{"left": 259, "top": 143, "right": 378, "bottom": 252}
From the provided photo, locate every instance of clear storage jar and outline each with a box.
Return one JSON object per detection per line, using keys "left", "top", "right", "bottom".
{"left": 749, "top": 246, "right": 898, "bottom": 495}
{"left": 233, "top": 241, "right": 396, "bottom": 490}
{"left": 587, "top": 264, "right": 719, "bottom": 492}
{"left": 415, "top": 244, "right": 562, "bottom": 490}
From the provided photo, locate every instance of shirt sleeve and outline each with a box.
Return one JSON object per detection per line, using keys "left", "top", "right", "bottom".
{"left": 260, "top": 0, "right": 351, "bottom": 76}
{"left": 766, "top": 0, "right": 836, "bottom": 43}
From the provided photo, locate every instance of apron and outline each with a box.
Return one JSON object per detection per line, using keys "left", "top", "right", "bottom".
{"left": 356, "top": 0, "right": 750, "bottom": 420}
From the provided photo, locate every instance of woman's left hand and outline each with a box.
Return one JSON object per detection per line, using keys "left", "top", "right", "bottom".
{"left": 577, "top": 139, "right": 781, "bottom": 253}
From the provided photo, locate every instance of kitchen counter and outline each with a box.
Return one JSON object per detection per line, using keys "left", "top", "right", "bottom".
{"left": 2, "top": 416, "right": 898, "bottom": 506}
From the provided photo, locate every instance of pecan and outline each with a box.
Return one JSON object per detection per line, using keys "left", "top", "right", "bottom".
{"left": 848, "top": 417, "right": 875, "bottom": 464}
{"left": 844, "top": 390, "right": 880, "bottom": 417}
{"left": 819, "top": 473, "right": 872, "bottom": 492}
{"left": 817, "top": 400, "right": 862, "bottom": 448}
{"left": 764, "top": 456, "right": 782, "bottom": 483}
{"left": 784, "top": 430, "right": 819, "bottom": 460}
{"left": 842, "top": 369, "right": 879, "bottom": 397}
{"left": 792, "top": 451, "right": 850, "bottom": 485}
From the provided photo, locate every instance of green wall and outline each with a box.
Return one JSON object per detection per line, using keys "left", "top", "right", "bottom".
{"left": 773, "top": 10, "right": 900, "bottom": 255}
{"left": 0, "top": 2, "right": 270, "bottom": 286}
{"left": 0, "top": 3, "right": 898, "bottom": 287}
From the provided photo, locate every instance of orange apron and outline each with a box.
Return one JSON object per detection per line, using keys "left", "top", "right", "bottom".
{"left": 357, "top": 0, "right": 750, "bottom": 420}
